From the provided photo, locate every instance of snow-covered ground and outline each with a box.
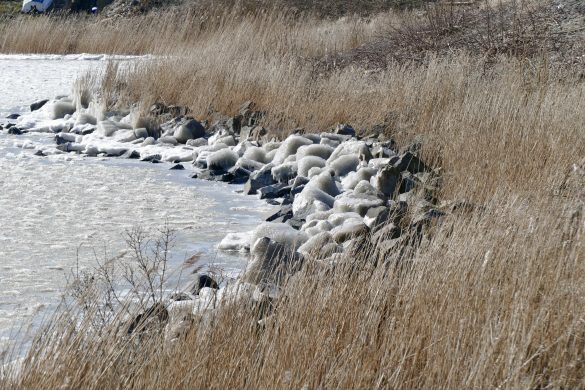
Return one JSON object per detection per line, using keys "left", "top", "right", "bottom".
{"left": 0, "top": 54, "right": 272, "bottom": 351}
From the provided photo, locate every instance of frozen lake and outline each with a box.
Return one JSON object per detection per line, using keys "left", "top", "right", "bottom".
{"left": 0, "top": 54, "right": 272, "bottom": 350}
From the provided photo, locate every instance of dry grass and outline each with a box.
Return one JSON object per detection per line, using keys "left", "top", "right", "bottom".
{"left": 2, "top": 1, "right": 585, "bottom": 388}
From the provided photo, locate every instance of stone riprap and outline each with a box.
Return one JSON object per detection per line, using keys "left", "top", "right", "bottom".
{"left": 3, "top": 97, "right": 445, "bottom": 340}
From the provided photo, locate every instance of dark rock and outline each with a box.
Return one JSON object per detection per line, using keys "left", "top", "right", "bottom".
{"left": 81, "top": 127, "right": 96, "bottom": 136}
{"left": 239, "top": 101, "right": 264, "bottom": 127}
{"left": 258, "top": 183, "right": 289, "bottom": 200}
{"left": 287, "top": 217, "right": 305, "bottom": 230}
{"left": 170, "top": 164, "right": 185, "bottom": 170}
{"left": 335, "top": 123, "right": 356, "bottom": 137}
{"left": 190, "top": 274, "right": 219, "bottom": 295}
{"left": 227, "top": 166, "right": 251, "bottom": 184}
{"left": 170, "top": 292, "right": 192, "bottom": 301}
{"left": 266, "top": 199, "right": 281, "bottom": 206}
{"left": 6, "top": 113, "right": 20, "bottom": 120}
{"left": 290, "top": 184, "right": 305, "bottom": 196}
{"left": 127, "top": 303, "right": 169, "bottom": 335}
{"left": 141, "top": 154, "right": 162, "bottom": 162}
{"left": 399, "top": 172, "right": 417, "bottom": 194}
{"left": 105, "top": 149, "right": 128, "bottom": 157}
{"left": 193, "top": 159, "right": 207, "bottom": 170}
{"left": 373, "top": 165, "right": 400, "bottom": 197}
{"left": 266, "top": 204, "right": 293, "bottom": 223}
{"left": 34, "top": 150, "right": 46, "bottom": 157}
{"left": 290, "top": 175, "right": 309, "bottom": 189}
{"left": 151, "top": 159, "right": 161, "bottom": 164}
{"left": 192, "top": 170, "right": 213, "bottom": 181}
{"left": 5, "top": 123, "right": 14, "bottom": 129}
{"left": 30, "top": 99, "right": 49, "bottom": 112}
{"left": 121, "top": 150, "right": 141, "bottom": 159}
{"left": 244, "top": 126, "right": 266, "bottom": 142}
{"left": 226, "top": 116, "right": 241, "bottom": 133}
{"left": 54, "top": 134, "right": 70, "bottom": 145}
{"left": 243, "top": 169, "right": 275, "bottom": 195}
{"left": 150, "top": 103, "right": 189, "bottom": 118}
{"left": 7, "top": 127, "right": 23, "bottom": 135}
{"left": 394, "top": 151, "right": 428, "bottom": 174}
{"left": 174, "top": 118, "right": 206, "bottom": 144}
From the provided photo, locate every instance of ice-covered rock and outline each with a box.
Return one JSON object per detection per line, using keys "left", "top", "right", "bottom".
{"left": 341, "top": 167, "right": 378, "bottom": 190}
{"left": 333, "top": 192, "right": 384, "bottom": 216}
{"left": 47, "top": 101, "right": 76, "bottom": 120}
{"left": 296, "top": 144, "right": 334, "bottom": 161}
{"left": 236, "top": 157, "right": 265, "bottom": 172}
{"left": 186, "top": 138, "right": 208, "bottom": 147}
{"left": 272, "top": 135, "right": 313, "bottom": 165}
{"left": 327, "top": 140, "right": 369, "bottom": 163}
{"left": 207, "top": 149, "right": 238, "bottom": 171}
{"left": 292, "top": 186, "right": 335, "bottom": 216}
{"left": 158, "top": 136, "right": 178, "bottom": 146}
{"left": 244, "top": 237, "right": 304, "bottom": 285}
{"left": 308, "top": 170, "right": 340, "bottom": 197}
{"left": 243, "top": 146, "right": 268, "bottom": 164}
{"left": 96, "top": 120, "right": 118, "bottom": 137}
{"left": 75, "top": 113, "right": 97, "bottom": 126}
{"left": 297, "top": 156, "right": 327, "bottom": 178}
{"left": 250, "top": 222, "right": 308, "bottom": 252}
{"left": 272, "top": 162, "right": 298, "bottom": 183}
{"left": 328, "top": 154, "right": 360, "bottom": 177}
{"left": 218, "top": 232, "right": 252, "bottom": 252}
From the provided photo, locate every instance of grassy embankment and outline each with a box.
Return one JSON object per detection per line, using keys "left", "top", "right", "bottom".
{"left": 2, "top": 1, "right": 585, "bottom": 388}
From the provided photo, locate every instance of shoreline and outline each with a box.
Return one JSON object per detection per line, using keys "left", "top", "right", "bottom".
{"left": 1, "top": 94, "right": 443, "bottom": 344}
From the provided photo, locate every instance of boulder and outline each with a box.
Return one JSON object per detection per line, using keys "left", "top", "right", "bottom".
{"left": 50, "top": 101, "right": 76, "bottom": 119}
{"left": 243, "top": 237, "right": 304, "bottom": 285}
{"left": 190, "top": 274, "right": 219, "bottom": 295}
{"left": 97, "top": 120, "right": 119, "bottom": 137}
{"left": 335, "top": 123, "right": 356, "bottom": 137}
{"left": 206, "top": 149, "right": 238, "bottom": 172}
{"left": 127, "top": 303, "right": 169, "bottom": 335}
{"left": 174, "top": 119, "right": 206, "bottom": 143}
{"left": 75, "top": 113, "right": 97, "bottom": 126}
{"left": 121, "top": 150, "right": 141, "bottom": 159}
{"left": 170, "top": 164, "right": 185, "bottom": 170}
{"left": 258, "top": 183, "right": 289, "bottom": 200}
{"left": 158, "top": 136, "right": 179, "bottom": 146}
{"left": 7, "top": 127, "right": 23, "bottom": 135}
{"left": 141, "top": 154, "right": 162, "bottom": 162}
{"left": 372, "top": 165, "right": 401, "bottom": 197}
{"left": 266, "top": 204, "right": 294, "bottom": 223}
{"left": 243, "top": 168, "right": 275, "bottom": 195}
{"left": 394, "top": 151, "right": 428, "bottom": 174}
{"left": 226, "top": 166, "right": 252, "bottom": 184}
{"left": 6, "top": 113, "right": 20, "bottom": 120}
{"left": 30, "top": 99, "right": 49, "bottom": 112}
{"left": 186, "top": 138, "right": 208, "bottom": 147}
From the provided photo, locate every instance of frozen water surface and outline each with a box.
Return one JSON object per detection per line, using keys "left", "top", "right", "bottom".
{"left": 0, "top": 55, "right": 272, "bottom": 348}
